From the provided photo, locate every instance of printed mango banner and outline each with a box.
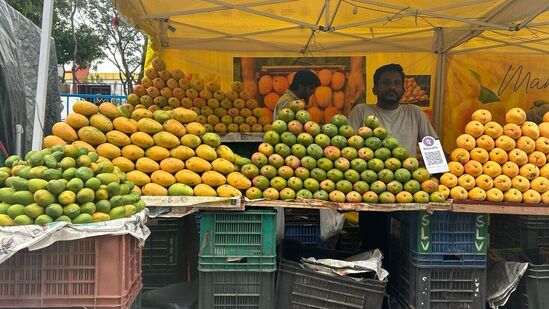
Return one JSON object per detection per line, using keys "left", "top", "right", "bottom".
{"left": 442, "top": 53, "right": 549, "bottom": 152}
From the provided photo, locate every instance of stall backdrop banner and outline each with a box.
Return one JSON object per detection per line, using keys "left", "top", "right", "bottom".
{"left": 145, "top": 45, "right": 436, "bottom": 121}
{"left": 442, "top": 53, "right": 549, "bottom": 151}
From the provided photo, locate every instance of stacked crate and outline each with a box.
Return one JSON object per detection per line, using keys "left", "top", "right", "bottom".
{"left": 387, "top": 212, "right": 488, "bottom": 308}
{"left": 198, "top": 209, "right": 276, "bottom": 309}
{"left": 142, "top": 217, "right": 187, "bottom": 290}
{"left": 284, "top": 208, "right": 323, "bottom": 247}
{"left": 491, "top": 215, "right": 549, "bottom": 309}
{"left": 0, "top": 234, "right": 141, "bottom": 309}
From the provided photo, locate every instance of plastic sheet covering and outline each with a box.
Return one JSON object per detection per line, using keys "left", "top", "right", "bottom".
{"left": 0, "top": 0, "right": 62, "bottom": 154}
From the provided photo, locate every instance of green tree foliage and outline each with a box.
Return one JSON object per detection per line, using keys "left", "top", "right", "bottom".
{"left": 6, "top": 0, "right": 104, "bottom": 68}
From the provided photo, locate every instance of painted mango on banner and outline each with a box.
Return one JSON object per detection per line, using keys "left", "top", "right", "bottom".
{"left": 442, "top": 54, "right": 549, "bottom": 152}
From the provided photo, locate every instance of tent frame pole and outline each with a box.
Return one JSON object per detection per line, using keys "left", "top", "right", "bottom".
{"left": 144, "top": 0, "right": 295, "bottom": 19}
{"left": 353, "top": 0, "right": 512, "bottom": 30}
{"left": 449, "top": 36, "right": 549, "bottom": 54}
{"left": 31, "top": 0, "right": 54, "bottom": 150}
{"left": 433, "top": 27, "right": 445, "bottom": 135}
{"left": 335, "top": 0, "right": 491, "bottom": 31}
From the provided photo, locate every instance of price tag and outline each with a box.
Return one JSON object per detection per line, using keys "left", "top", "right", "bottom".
{"left": 419, "top": 136, "right": 449, "bottom": 174}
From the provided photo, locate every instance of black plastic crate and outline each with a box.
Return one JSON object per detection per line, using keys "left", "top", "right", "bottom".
{"left": 392, "top": 261, "right": 487, "bottom": 309}
{"left": 284, "top": 208, "right": 321, "bottom": 225}
{"left": 280, "top": 238, "right": 358, "bottom": 262}
{"left": 338, "top": 224, "right": 361, "bottom": 251}
{"left": 143, "top": 217, "right": 186, "bottom": 289}
{"left": 491, "top": 215, "right": 549, "bottom": 249}
{"left": 389, "top": 212, "right": 487, "bottom": 267}
{"left": 199, "top": 271, "right": 275, "bottom": 309}
{"left": 277, "top": 259, "right": 387, "bottom": 309}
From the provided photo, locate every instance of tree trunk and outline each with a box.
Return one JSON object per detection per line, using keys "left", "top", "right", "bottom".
{"left": 137, "top": 35, "right": 148, "bottom": 83}
{"left": 70, "top": 0, "right": 78, "bottom": 94}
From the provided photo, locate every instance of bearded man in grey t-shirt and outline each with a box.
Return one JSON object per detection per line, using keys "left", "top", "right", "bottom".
{"left": 348, "top": 63, "right": 438, "bottom": 253}
{"left": 349, "top": 64, "right": 438, "bottom": 157}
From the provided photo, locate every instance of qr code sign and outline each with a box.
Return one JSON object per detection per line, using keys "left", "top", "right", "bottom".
{"left": 424, "top": 150, "right": 444, "bottom": 166}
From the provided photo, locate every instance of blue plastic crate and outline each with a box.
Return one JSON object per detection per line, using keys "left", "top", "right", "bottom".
{"left": 389, "top": 212, "right": 487, "bottom": 267}
{"left": 284, "top": 224, "right": 323, "bottom": 246}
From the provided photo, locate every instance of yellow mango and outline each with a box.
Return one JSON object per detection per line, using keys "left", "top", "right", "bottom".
{"left": 137, "top": 118, "right": 163, "bottom": 134}
{"left": 227, "top": 172, "right": 251, "bottom": 189}
{"left": 211, "top": 158, "right": 236, "bottom": 174}
{"left": 151, "top": 170, "right": 176, "bottom": 187}
{"left": 217, "top": 184, "right": 242, "bottom": 197}
{"left": 113, "top": 117, "right": 138, "bottom": 134}
{"left": 106, "top": 130, "right": 131, "bottom": 147}
{"left": 170, "top": 145, "right": 195, "bottom": 161}
{"left": 201, "top": 171, "right": 226, "bottom": 187}
{"left": 146, "top": 146, "right": 170, "bottom": 161}
{"left": 196, "top": 144, "right": 217, "bottom": 161}
{"left": 131, "top": 132, "right": 154, "bottom": 148}
{"left": 153, "top": 131, "right": 180, "bottom": 149}
{"left": 121, "top": 145, "right": 145, "bottom": 161}
{"left": 163, "top": 119, "right": 187, "bottom": 137}
{"left": 136, "top": 157, "right": 160, "bottom": 173}
{"left": 193, "top": 183, "right": 217, "bottom": 196}
{"left": 171, "top": 107, "right": 198, "bottom": 123}
{"left": 175, "top": 170, "right": 202, "bottom": 186}
{"left": 186, "top": 157, "right": 212, "bottom": 173}
{"left": 142, "top": 183, "right": 168, "bottom": 196}
{"left": 126, "top": 170, "right": 151, "bottom": 187}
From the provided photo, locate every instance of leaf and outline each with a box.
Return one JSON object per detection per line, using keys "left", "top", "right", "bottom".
{"left": 479, "top": 86, "right": 500, "bottom": 104}
{"left": 469, "top": 69, "right": 482, "bottom": 84}
{"left": 469, "top": 69, "right": 500, "bottom": 104}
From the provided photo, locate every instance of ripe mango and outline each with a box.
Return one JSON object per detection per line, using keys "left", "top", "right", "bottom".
{"left": 151, "top": 170, "right": 176, "bottom": 187}
{"left": 175, "top": 170, "right": 202, "bottom": 186}
{"left": 66, "top": 113, "right": 90, "bottom": 130}
{"left": 216, "top": 145, "right": 236, "bottom": 163}
{"left": 106, "top": 130, "right": 131, "bottom": 147}
{"left": 201, "top": 171, "right": 226, "bottom": 187}
{"left": 159, "top": 158, "right": 185, "bottom": 173}
{"left": 171, "top": 107, "right": 197, "bottom": 123}
{"left": 196, "top": 145, "right": 217, "bottom": 161}
{"left": 126, "top": 170, "right": 151, "bottom": 187}
{"left": 122, "top": 145, "right": 145, "bottom": 161}
{"left": 136, "top": 157, "right": 160, "bottom": 173}
{"left": 52, "top": 122, "right": 78, "bottom": 142}
{"left": 146, "top": 146, "right": 170, "bottom": 161}
{"left": 227, "top": 172, "right": 251, "bottom": 189}
{"left": 163, "top": 119, "right": 187, "bottom": 137}
{"left": 92, "top": 212, "right": 110, "bottom": 222}
{"left": 131, "top": 132, "right": 154, "bottom": 148}
{"left": 98, "top": 102, "right": 121, "bottom": 119}
{"left": 186, "top": 157, "right": 212, "bottom": 173}
{"left": 73, "top": 100, "right": 98, "bottom": 116}
{"left": 181, "top": 134, "right": 202, "bottom": 149}
{"left": 142, "top": 183, "right": 168, "bottom": 196}
{"left": 217, "top": 184, "right": 242, "bottom": 197}
{"left": 113, "top": 117, "right": 138, "bottom": 134}
{"left": 137, "top": 118, "right": 163, "bottom": 134}
{"left": 78, "top": 126, "right": 107, "bottom": 146}
{"left": 193, "top": 183, "right": 217, "bottom": 196}
{"left": 43, "top": 135, "right": 66, "bottom": 148}
{"left": 186, "top": 122, "right": 206, "bottom": 135}
{"left": 170, "top": 146, "right": 195, "bottom": 160}
{"left": 96, "top": 143, "right": 121, "bottom": 160}
{"left": 153, "top": 131, "right": 180, "bottom": 149}
{"left": 131, "top": 108, "right": 153, "bottom": 121}
{"left": 211, "top": 158, "right": 236, "bottom": 174}
{"left": 90, "top": 114, "right": 114, "bottom": 132}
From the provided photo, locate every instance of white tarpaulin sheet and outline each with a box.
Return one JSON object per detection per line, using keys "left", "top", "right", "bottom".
{"left": 0, "top": 210, "right": 150, "bottom": 265}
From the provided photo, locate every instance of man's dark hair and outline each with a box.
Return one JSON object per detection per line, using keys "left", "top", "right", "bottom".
{"left": 373, "top": 64, "right": 405, "bottom": 87}
{"left": 290, "top": 70, "right": 321, "bottom": 91}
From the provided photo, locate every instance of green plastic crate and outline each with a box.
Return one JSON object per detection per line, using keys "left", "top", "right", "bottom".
{"left": 199, "top": 209, "right": 276, "bottom": 271}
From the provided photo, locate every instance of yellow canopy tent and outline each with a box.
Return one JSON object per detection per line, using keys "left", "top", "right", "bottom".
{"left": 115, "top": 0, "right": 549, "bottom": 138}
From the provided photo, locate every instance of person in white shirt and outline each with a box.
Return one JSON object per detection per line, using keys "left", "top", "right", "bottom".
{"left": 273, "top": 70, "right": 320, "bottom": 117}
{"left": 348, "top": 63, "right": 438, "bottom": 253}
